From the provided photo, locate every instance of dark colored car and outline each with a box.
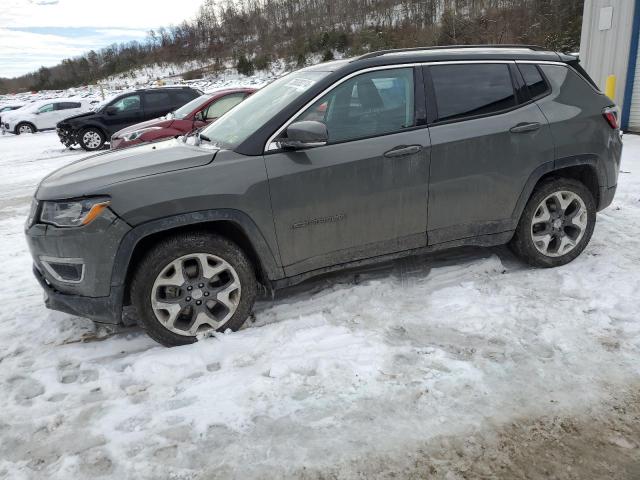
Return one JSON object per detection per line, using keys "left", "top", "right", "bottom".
{"left": 110, "top": 88, "right": 255, "bottom": 150}
{"left": 56, "top": 86, "right": 202, "bottom": 151}
{"left": 27, "top": 46, "right": 622, "bottom": 347}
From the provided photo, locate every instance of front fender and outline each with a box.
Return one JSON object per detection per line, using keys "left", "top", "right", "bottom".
{"left": 110, "top": 209, "right": 285, "bottom": 293}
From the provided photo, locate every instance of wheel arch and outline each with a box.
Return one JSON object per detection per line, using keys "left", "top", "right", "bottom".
{"left": 113, "top": 210, "right": 284, "bottom": 306}
{"left": 512, "top": 155, "right": 605, "bottom": 227}
{"left": 15, "top": 121, "right": 36, "bottom": 134}
{"left": 80, "top": 124, "right": 108, "bottom": 139}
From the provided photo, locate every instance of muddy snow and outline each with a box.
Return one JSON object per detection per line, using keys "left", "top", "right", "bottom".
{"left": 0, "top": 131, "right": 638, "bottom": 479}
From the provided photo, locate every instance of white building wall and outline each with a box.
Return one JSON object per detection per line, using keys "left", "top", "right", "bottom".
{"left": 579, "top": 0, "right": 636, "bottom": 107}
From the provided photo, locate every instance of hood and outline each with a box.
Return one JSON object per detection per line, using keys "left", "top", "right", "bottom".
{"left": 2, "top": 109, "right": 26, "bottom": 123}
{"left": 58, "top": 111, "right": 96, "bottom": 125}
{"left": 113, "top": 117, "right": 174, "bottom": 138}
{"left": 36, "top": 138, "right": 219, "bottom": 200}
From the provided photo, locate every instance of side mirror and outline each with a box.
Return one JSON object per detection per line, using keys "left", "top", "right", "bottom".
{"left": 279, "top": 121, "right": 328, "bottom": 150}
{"left": 194, "top": 110, "right": 205, "bottom": 122}
{"left": 105, "top": 106, "right": 118, "bottom": 116}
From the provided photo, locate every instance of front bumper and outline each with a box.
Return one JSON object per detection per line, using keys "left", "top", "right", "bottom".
{"left": 33, "top": 265, "right": 124, "bottom": 324}
{"left": 56, "top": 126, "right": 78, "bottom": 147}
{"left": 26, "top": 208, "right": 131, "bottom": 324}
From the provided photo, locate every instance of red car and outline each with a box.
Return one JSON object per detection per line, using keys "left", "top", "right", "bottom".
{"left": 110, "top": 87, "right": 256, "bottom": 149}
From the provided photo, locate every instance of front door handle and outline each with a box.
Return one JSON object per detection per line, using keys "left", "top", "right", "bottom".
{"left": 510, "top": 122, "right": 541, "bottom": 134}
{"left": 384, "top": 145, "right": 423, "bottom": 158}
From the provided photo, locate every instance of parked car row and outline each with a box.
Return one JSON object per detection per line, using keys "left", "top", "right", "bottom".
{"left": 2, "top": 85, "right": 256, "bottom": 152}
{"left": 110, "top": 88, "right": 254, "bottom": 149}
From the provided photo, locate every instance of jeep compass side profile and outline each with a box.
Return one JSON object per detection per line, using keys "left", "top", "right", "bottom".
{"left": 26, "top": 46, "right": 622, "bottom": 347}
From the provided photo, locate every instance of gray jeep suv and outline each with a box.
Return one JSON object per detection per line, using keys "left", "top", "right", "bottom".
{"left": 26, "top": 46, "right": 622, "bottom": 346}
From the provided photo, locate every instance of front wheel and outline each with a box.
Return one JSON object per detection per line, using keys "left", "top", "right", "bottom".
{"left": 510, "top": 178, "right": 596, "bottom": 268}
{"left": 131, "top": 232, "right": 257, "bottom": 347}
{"left": 15, "top": 122, "right": 35, "bottom": 135}
{"left": 79, "top": 128, "right": 105, "bottom": 151}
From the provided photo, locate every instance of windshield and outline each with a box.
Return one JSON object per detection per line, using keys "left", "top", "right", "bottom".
{"left": 171, "top": 95, "right": 210, "bottom": 120}
{"left": 199, "top": 70, "right": 330, "bottom": 149}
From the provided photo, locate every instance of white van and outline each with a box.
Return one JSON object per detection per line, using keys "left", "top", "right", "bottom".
{"left": 2, "top": 98, "right": 91, "bottom": 135}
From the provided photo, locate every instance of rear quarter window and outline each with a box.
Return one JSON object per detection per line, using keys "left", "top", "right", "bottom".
{"left": 517, "top": 64, "right": 551, "bottom": 99}
{"left": 172, "top": 90, "right": 199, "bottom": 107}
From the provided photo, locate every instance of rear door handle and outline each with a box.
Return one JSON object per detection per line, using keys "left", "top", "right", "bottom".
{"left": 384, "top": 145, "right": 423, "bottom": 158}
{"left": 510, "top": 122, "right": 541, "bottom": 133}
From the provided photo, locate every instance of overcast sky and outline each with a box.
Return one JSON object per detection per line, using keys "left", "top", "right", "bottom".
{"left": 0, "top": 0, "right": 204, "bottom": 78}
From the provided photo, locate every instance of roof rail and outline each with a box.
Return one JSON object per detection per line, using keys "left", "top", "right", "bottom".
{"left": 351, "top": 44, "right": 547, "bottom": 62}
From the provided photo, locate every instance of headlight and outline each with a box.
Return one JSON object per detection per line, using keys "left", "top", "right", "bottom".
{"left": 40, "top": 197, "right": 111, "bottom": 227}
{"left": 26, "top": 197, "right": 39, "bottom": 227}
{"left": 123, "top": 126, "right": 162, "bottom": 141}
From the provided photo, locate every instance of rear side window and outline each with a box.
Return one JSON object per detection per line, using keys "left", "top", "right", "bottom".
{"left": 56, "top": 102, "right": 81, "bottom": 110}
{"left": 430, "top": 64, "right": 517, "bottom": 122}
{"left": 145, "top": 91, "right": 171, "bottom": 109}
{"left": 517, "top": 64, "right": 550, "bottom": 99}
{"left": 296, "top": 67, "right": 415, "bottom": 143}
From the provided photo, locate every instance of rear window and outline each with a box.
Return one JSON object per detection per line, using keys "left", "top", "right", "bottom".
{"left": 517, "top": 64, "right": 550, "bottom": 99}
{"left": 430, "top": 64, "right": 517, "bottom": 122}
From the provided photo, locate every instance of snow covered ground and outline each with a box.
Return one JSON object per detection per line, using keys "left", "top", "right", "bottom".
{"left": 0, "top": 131, "right": 639, "bottom": 479}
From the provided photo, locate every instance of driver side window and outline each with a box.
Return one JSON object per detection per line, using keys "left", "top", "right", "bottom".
{"left": 295, "top": 68, "right": 415, "bottom": 143}
{"left": 110, "top": 94, "right": 141, "bottom": 113}
{"left": 38, "top": 104, "right": 54, "bottom": 113}
{"left": 204, "top": 93, "right": 246, "bottom": 120}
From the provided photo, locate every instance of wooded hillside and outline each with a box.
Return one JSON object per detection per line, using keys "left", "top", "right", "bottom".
{"left": 0, "top": 0, "right": 583, "bottom": 93}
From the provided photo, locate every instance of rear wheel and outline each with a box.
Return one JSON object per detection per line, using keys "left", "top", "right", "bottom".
{"left": 79, "top": 128, "right": 105, "bottom": 151}
{"left": 131, "top": 232, "right": 257, "bottom": 347}
{"left": 510, "top": 178, "right": 596, "bottom": 268}
{"left": 15, "top": 122, "right": 35, "bottom": 135}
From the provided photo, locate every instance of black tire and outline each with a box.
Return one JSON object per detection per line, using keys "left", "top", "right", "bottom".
{"left": 15, "top": 122, "right": 35, "bottom": 135}
{"left": 79, "top": 127, "right": 105, "bottom": 151}
{"left": 510, "top": 177, "right": 596, "bottom": 268}
{"left": 131, "top": 232, "right": 257, "bottom": 347}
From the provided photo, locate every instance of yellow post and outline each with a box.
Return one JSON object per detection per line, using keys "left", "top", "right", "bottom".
{"left": 605, "top": 75, "right": 616, "bottom": 100}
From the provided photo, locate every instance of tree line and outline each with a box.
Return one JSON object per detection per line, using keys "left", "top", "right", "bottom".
{"left": 0, "top": 0, "right": 583, "bottom": 93}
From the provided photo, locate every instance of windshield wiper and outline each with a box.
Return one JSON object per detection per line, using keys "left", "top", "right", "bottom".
{"left": 199, "top": 133, "right": 211, "bottom": 142}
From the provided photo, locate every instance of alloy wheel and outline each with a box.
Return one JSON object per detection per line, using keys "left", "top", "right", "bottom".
{"left": 18, "top": 124, "right": 33, "bottom": 134}
{"left": 82, "top": 130, "right": 102, "bottom": 149}
{"left": 530, "top": 190, "right": 588, "bottom": 257}
{"left": 151, "top": 253, "right": 241, "bottom": 336}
